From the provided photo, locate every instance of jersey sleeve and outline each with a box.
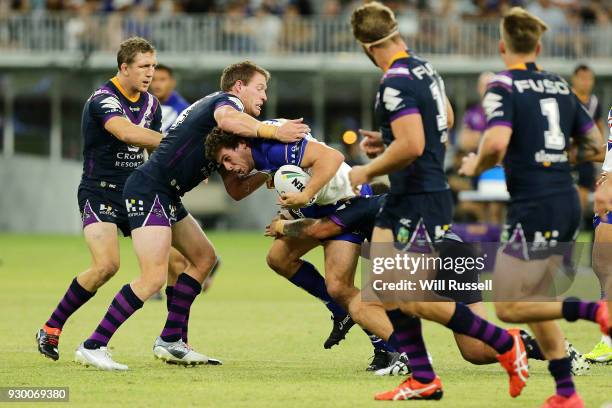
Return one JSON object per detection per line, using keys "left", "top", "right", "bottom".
{"left": 89, "top": 93, "right": 125, "bottom": 125}
{"left": 266, "top": 138, "right": 310, "bottom": 169}
{"left": 380, "top": 77, "right": 420, "bottom": 123}
{"left": 483, "top": 73, "right": 514, "bottom": 129}
{"left": 571, "top": 94, "right": 595, "bottom": 137}
{"left": 151, "top": 100, "right": 162, "bottom": 133}
{"left": 213, "top": 93, "right": 244, "bottom": 112}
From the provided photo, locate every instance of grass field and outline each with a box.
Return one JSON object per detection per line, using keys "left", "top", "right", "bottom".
{"left": 0, "top": 232, "right": 610, "bottom": 408}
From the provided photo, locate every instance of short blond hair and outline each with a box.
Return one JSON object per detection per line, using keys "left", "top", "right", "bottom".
{"left": 220, "top": 61, "right": 270, "bottom": 92}
{"left": 501, "top": 7, "right": 548, "bottom": 54}
{"left": 116, "top": 37, "right": 155, "bottom": 69}
{"left": 350, "top": 1, "right": 399, "bottom": 46}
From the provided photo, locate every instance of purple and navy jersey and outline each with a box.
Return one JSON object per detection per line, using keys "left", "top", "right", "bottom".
{"left": 463, "top": 104, "right": 487, "bottom": 133}
{"left": 140, "top": 91, "right": 243, "bottom": 195}
{"left": 579, "top": 94, "right": 602, "bottom": 123}
{"left": 80, "top": 78, "right": 161, "bottom": 186}
{"left": 160, "top": 91, "right": 190, "bottom": 134}
{"left": 375, "top": 51, "right": 449, "bottom": 195}
{"left": 483, "top": 62, "right": 595, "bottom": 201}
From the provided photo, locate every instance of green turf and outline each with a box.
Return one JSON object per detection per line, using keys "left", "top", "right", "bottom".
{"left": 0, "top": 233, "right": 609, "bottom": 408}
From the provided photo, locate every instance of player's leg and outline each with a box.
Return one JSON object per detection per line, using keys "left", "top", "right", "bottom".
{"left": 267, "top": 236, "right": 355, "bottom": 348}
{"left": 37, "top": 222, "right": 120, "bottom": 360}
{"left": 586, "top": 220, "right": 612, "bottom": 363}
{"left": 322, "top": 238, "right": 398, "bottom": 370}
{"left": 492, "top": 252, "right": 607, "bottom": 331}
{"left": 154, "top": 213, "right": 221, "bottom": 365}
{"left": 165, "top": 246, "right": 191, "bottom": 344}
{"left": 528, "top": 320, "right": 584, "bottom": 407}
{"left": 368, "top": 226, "right": 443, "bottom": 400}
{"left": 75, "top": 224, "right": 171, "bottom": 371}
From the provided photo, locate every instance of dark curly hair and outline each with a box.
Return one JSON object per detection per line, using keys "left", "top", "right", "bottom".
{"left": 205, "top": 127, "right": 247, "bottom": 162}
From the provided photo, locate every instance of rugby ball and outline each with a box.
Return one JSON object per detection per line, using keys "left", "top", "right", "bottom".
{"left": 273, "top": 165, "right": 317, "bottom": 206}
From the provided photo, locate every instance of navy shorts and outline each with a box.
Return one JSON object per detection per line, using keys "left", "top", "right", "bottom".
{"left": 123, "top": 170, "right": 189, "bottom": 232}
{"left": 329, "top": 195, "right": 385, "bottom": 240}
{"left": 502, "top": 190, "right": 580, "bottom": 260}
{"left": 375, "top": 190, "right": 454, "bottom": 252}
{"left": 78, "top": 181, "right": 131, "bottom": 236}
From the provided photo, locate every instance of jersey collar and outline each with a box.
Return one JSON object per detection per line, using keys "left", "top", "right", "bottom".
{"left": 384, "top": 50, "right": 410, "bottom": 72}
{"left": 508, "top": 62, "right": 541, "bottom": 71}
{"left": 111, "top": 77, "right": 140, "bottom": 103}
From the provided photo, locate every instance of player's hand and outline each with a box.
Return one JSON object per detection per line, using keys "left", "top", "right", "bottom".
{"left": 264, "top": 219, "right": 285, "bottom": 237}
{"left": 458, "top": 153, "right": 478, "bottom": 177}
{"left": 276, "top": 118, "right": 310, "bottom": 142}
{"left": 278, "top": 191, "right": 311, "bottom": 209}
{"left": 359, "top": 129, "right": 384, "bottom": 158}
{"left": 594, "top": 175, "right": 612, "bottom": 222}
{"left": 349, "top": 165, "right": 372, "bottom": 194}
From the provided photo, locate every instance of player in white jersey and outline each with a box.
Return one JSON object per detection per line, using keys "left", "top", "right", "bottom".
{"left": 590, "top": 106, "right": 612, "bottom": 363}
{"left": 206, "top": 121, "right": 406, "bottom": 372}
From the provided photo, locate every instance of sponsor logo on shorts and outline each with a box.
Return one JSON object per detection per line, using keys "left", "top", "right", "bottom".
{"left": 126, "top": 199, "right": 145, "bottom": 217}
{"left": 99, "top": 204, "right": 117, "bottom": 218}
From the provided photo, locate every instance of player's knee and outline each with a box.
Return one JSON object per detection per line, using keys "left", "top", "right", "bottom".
{"left": 325, "top": 278, "right": 350, "bottom": 302}
{"left": 495, "top": 303, "right": 520, "bottom": 323}
{"left": 266, "top": 251, "right": 293, "bottom": 275}
{"left": 457, "top": 342, "right": 489, "bottom": 365}
{"left": 194, "top": 251, "right": 217, "bottom": 277}
{"left": 93, "top": 260, "right": 120, "bottom": 283}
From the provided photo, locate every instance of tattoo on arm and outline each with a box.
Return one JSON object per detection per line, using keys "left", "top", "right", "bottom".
{"left": 282, "top": 219, "right": 318, "bottom": 238}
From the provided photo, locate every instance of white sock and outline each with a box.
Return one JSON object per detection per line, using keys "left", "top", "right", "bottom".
{"left": 602, "top": 334, "right": 612, "bottom": 347}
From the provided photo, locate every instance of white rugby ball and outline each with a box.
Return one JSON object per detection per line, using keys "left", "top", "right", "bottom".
{"left": 273, "top": 165, "right": 317, "bottom": 206}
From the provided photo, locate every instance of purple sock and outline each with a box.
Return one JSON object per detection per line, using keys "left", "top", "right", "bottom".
{"left": 160, "top": 273, "right": 200, "bottom": 342}
{"left": 446, "top": 302, "right": 513, "bottom": 354}
{"left": 46, "top": 278, "right": 94, "bottom": 329}
{"left": 386, "top": 309, "right": 435, "bottom": 384}
{"left": 548, "top": 358, "right": 576, "bottom": 398}
{"left": 165, "top": 286, "right": 190, "bottom": 344}
{"left": 562, "top": 297, "right": 600, "bottom": 323}
{"left": 289, "top": 261, "right": 347, "bottom": 319}
{"left": 84, "top": 284, "right": 143, "bottom": 349}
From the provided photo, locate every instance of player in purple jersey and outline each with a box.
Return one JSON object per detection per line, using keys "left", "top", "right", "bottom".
{"left": 36, "top": 37, "right": 164, "bottom": 362}
{"left": 73, "top": 61, "right": 310, "bottom": 370}
{"left": 349, "top": 3, "right": 542, "bottom": 401}
{"left": 460, "top": 8, "right": 607, "bottom": 408}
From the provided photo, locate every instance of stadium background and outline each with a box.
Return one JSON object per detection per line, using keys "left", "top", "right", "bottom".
{"left": 0, "top": 0, "right": 611, "bottom": 233}
{"left": 0, "top": 1, "right": 611, "bottom": 407}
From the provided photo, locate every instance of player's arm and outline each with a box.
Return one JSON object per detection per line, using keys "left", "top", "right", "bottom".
{"left": 219, "top": 167, "right": 269, "bottom": 201}
{"left": 459, "top": 81, "right": 513, "bottom": 177}
{"left": 264, "top": 217, "right": 342, "bottom": 240}
{"left": 214, "top": 105, "right": 310, "bottom": 143}
{"left": 572, "top": 126, "right": 604, "bottom": 163}
{"left": 460, "top": 125, "right": 511, "bottom": 176}
{"left": 104, "top": 116, "right": 162, "bottom": 150}
{"left": 279, "top": 140, "right": 344, "bottom": 208}
{"left": 351, "top": 114, "right": 425, "bottom": 191}
{"left": 446, "top": 96, "right": 454, "bottom": 130}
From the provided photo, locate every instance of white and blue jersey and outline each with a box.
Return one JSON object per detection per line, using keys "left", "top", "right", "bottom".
{"left": 249, "top": 126, "right": 374, "bottom": 244}
{"left": 160, "top": 91, "right": 190, "bottom": 134}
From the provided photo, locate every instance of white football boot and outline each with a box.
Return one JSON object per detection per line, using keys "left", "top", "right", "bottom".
{"left": 74, "top": 343, "right": 128, "bottom": 371}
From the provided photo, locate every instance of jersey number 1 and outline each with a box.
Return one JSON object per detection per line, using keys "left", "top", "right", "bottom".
{"left": 429, "top": 78, "right": 448, "bottom": 143}
{"left": 540, "top": 98, "right": 565, "bottom": 150}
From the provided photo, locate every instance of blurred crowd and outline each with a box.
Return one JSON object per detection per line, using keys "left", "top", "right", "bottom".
{"left": 2, "top": 0, "right": 611, "bottom": 24}
{"left": 0, "top": 0, "right": 610, "bottom": 56}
